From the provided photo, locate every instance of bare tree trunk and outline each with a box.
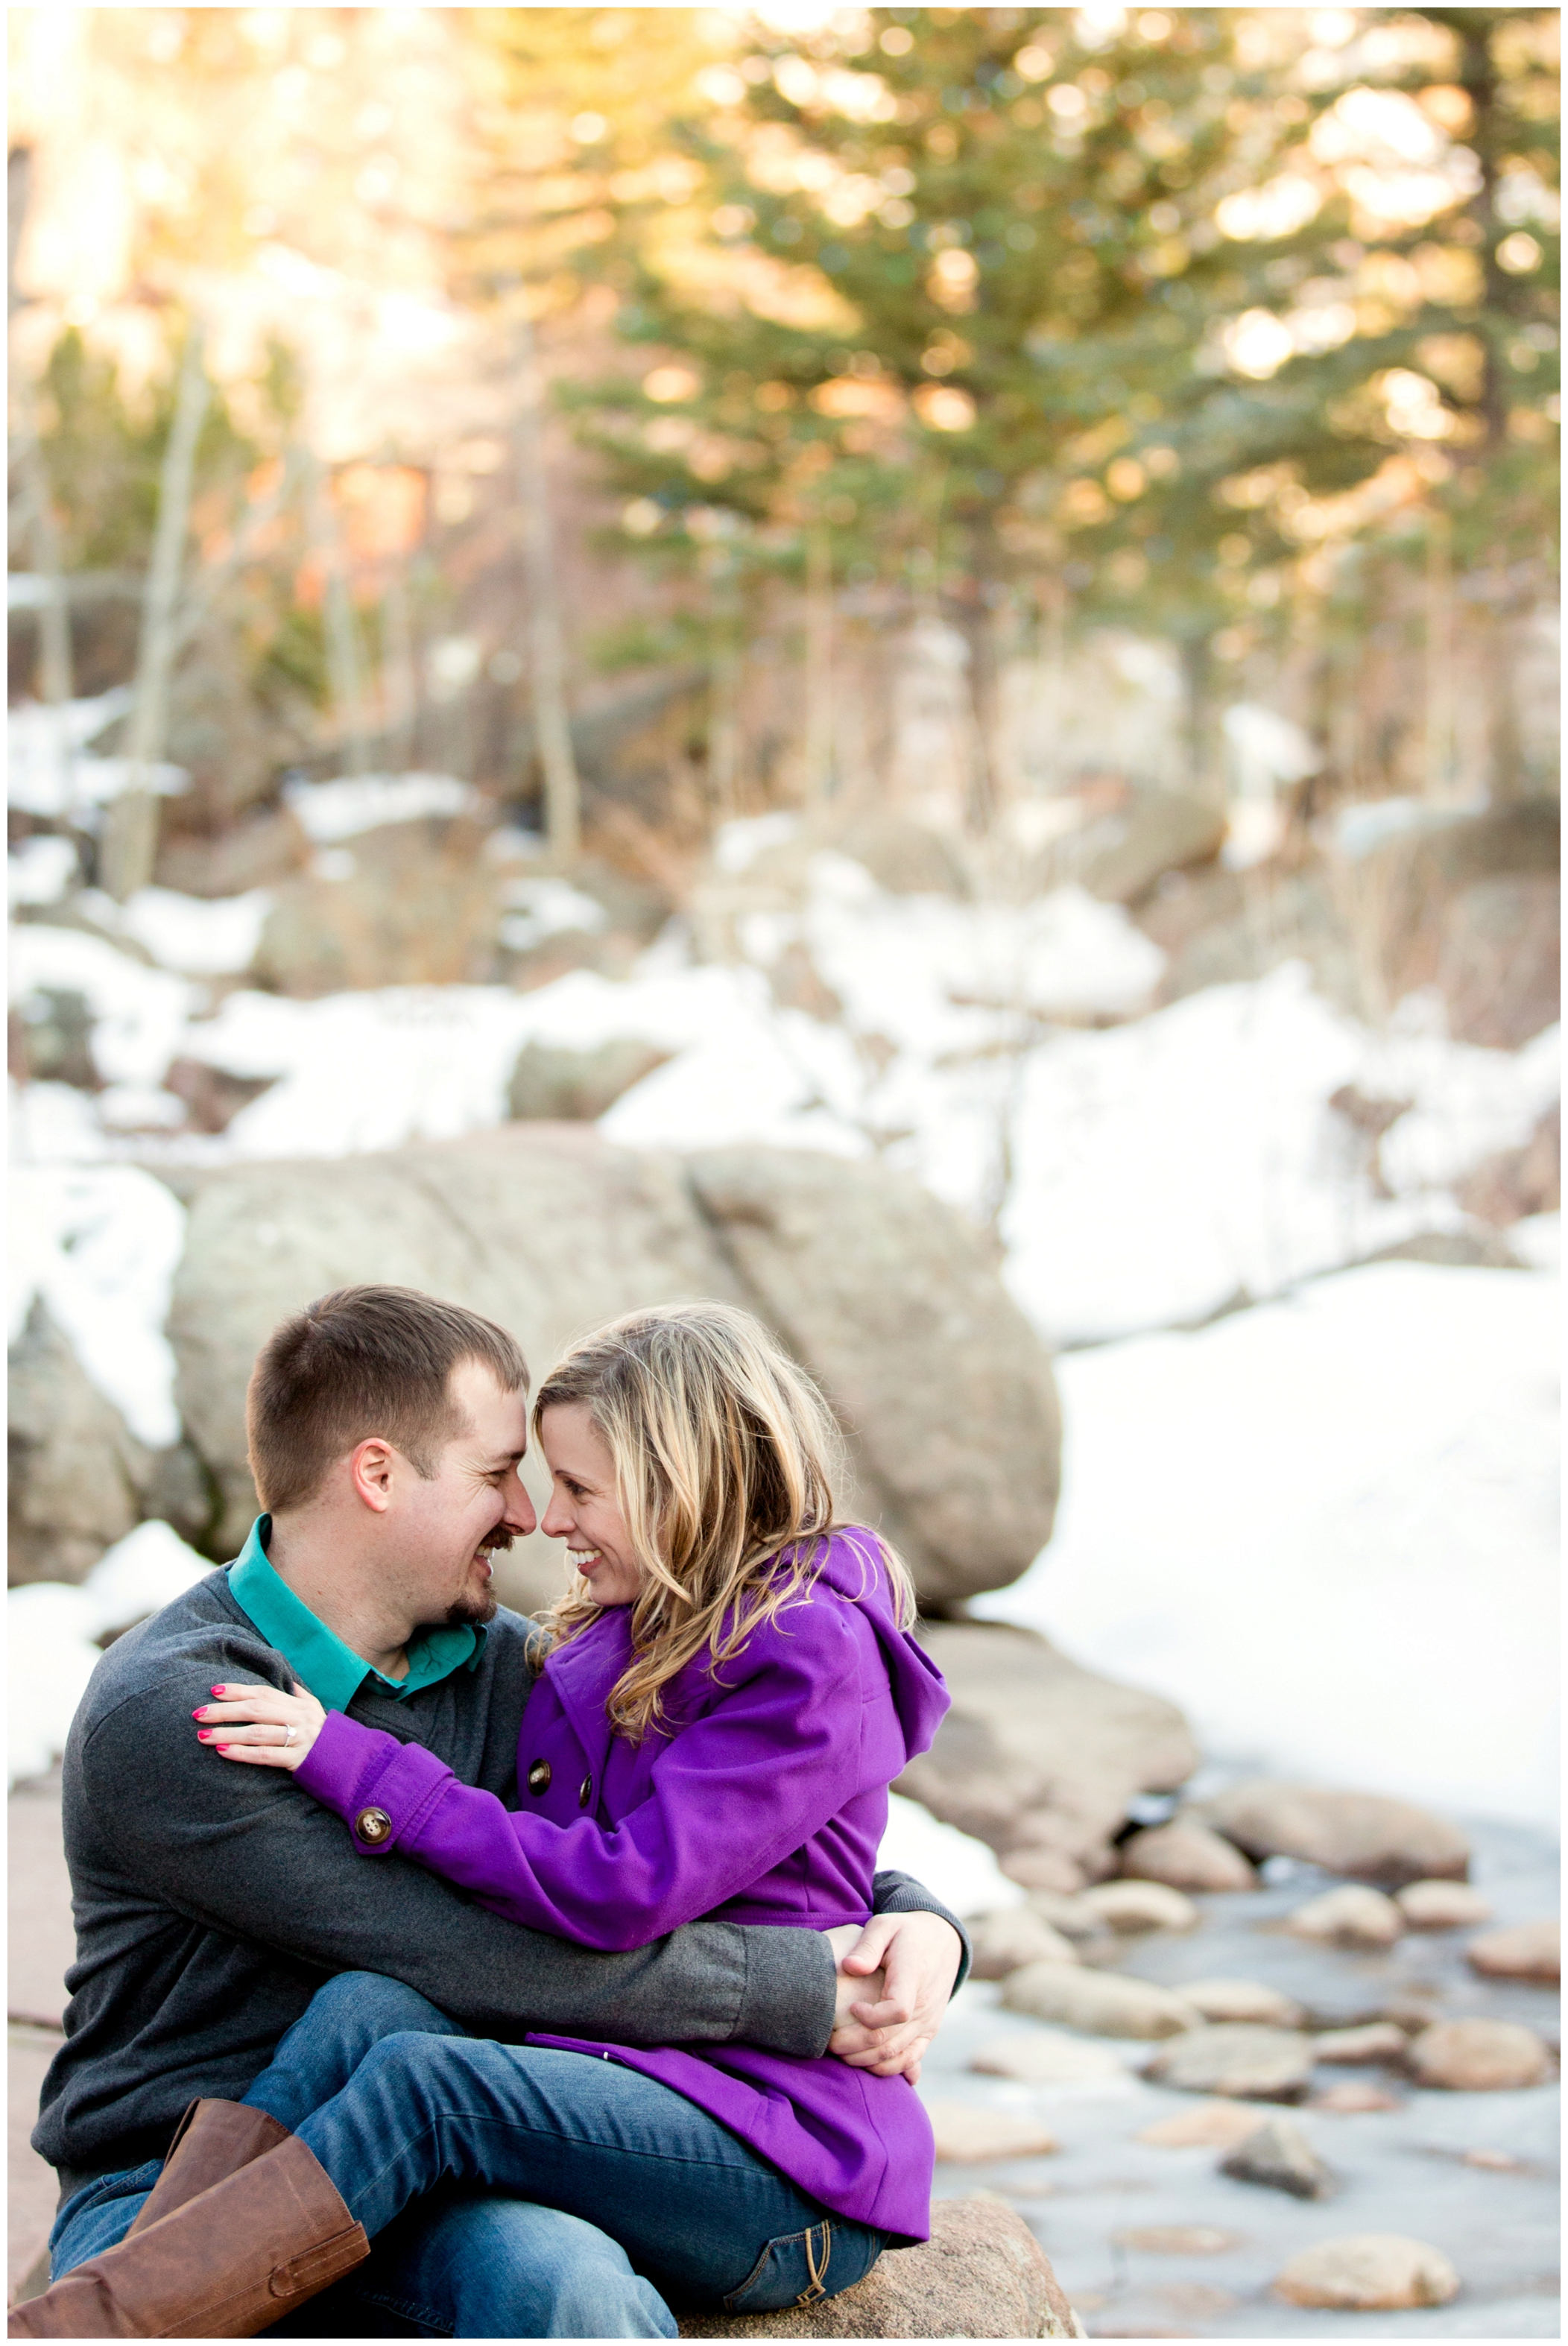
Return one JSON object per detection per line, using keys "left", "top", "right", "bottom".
{"left": 513, "top": 305, "right": 580, "bottom": 864}
{"left": 804, "top": 525, "right": 833, "bottom": 807}
{"left": 1482, "top": 577, "right": 1524, "bottom": 803}
{"left": 382, "top": 564, "right": 417, "bottom": 772}
{"left": 1423, "top": 508, "right": 1455, "bottom": 801}
{"left": 308, "top": 456, "right": 371, "bottom": 778}
{"left": 706, "top": 551, "right": 742, "bottom": 825}
{"left": 100, "top": 324, "right": 210, "bottom": 901}
{"left": 1177, "top": 629, "right": 1216, "bottom": 798}
{"left": 10, "top": 146, "right": 75, "bottom": 815}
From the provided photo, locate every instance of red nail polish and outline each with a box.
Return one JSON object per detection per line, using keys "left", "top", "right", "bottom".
{"left": 212, "top": 1686, "right": 224, "bottom": 1696}
{"left": 197, "top": 1730, "right": 211, "bottom": 1740}
{"left": 215, "top": 1744, "right": 231, "bottom": 1753}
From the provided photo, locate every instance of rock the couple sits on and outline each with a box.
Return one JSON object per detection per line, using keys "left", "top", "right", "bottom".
{"left": 16, "top": 1286, "right": 973, "bottom": 2341}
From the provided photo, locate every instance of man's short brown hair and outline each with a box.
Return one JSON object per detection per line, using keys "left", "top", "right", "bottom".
{"left": 247, "top": 1286, "right": 530, "bottom": 1514}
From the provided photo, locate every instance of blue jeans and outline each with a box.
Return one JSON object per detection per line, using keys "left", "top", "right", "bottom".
{"left": 50, "top": 2008, "right": 674, "bottom": 2342}
{"left": 243, "top": 1970, "right": 887, "bottom": 2315}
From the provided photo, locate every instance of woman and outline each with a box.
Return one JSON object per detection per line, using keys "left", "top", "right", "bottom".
{"left": 30, "top": 1303, "right": 949, "bottom": 2339}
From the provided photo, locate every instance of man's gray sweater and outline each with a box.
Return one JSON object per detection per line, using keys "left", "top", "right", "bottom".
{"left": 36, "top": 1568, "right": 963, "bottom": 2190}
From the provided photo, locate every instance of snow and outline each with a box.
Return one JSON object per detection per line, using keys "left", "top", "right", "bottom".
{"left": 283, "top": 771, "right": 476, "bottom": 843}
{"left": 8, "top": 835, "right": 78, "bottom": 908}
{"left": 712, "top": 811, "right": 800, "bottom": 873}
{"left": 994, "top": 968, "right": 1560, "bottom": 1345}
{"left": 110, "top": 886, "right": 274, "bottom": 976}
{"left": 876, "top": 1793, "right": 1024, "bottom": 1918}
{"left": 8, "top": 1166, "right": 187, "bottom": 1446}
{"left": 9, "top": 926, "right": 194, "bottom": 1090}
{"left": 8, "top": 1523, "right": 215, "bottom": 1786}
{"left": 797, "top": 859, "right": 1165, "bottom": 1047}
{"left": 7, "top": 692, "right": 188, "bottom": 818}
{"left": 973, "top": 1262, "right": 1560, "bottom": 1830}
{"left": 499, "top": 876, "right": 610, "bottom": 955}
{"left": 1328, "top": 794, "right": 1485, "bottom": 861}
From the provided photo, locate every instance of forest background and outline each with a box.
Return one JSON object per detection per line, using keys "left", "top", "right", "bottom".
{"left": 8, "top": 3, "right": 1559, "bottom": 887}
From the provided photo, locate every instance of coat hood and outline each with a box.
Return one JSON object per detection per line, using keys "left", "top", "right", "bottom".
{"left": 811, "top": 1529, "right": 949, "bottom": 1765}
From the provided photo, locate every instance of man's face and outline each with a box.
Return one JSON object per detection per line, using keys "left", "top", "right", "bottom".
{"left": 388, "top": 1359, "right": 536, "bottom": 1629}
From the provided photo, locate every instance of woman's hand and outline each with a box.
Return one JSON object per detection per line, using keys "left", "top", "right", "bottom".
{"left": 194, "top": 1681, "right": 326, "bottom": 1772}
{"left": 825, "top": 1911, "right": 964, "bottom": 2082}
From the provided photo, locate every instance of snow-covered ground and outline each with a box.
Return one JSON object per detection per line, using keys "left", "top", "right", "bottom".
{"left": 974, "top": 1262, "right": 1560, "bottom": 1830}
{"left": 7, "top": 775, "right": 1561, "bottom": 1826}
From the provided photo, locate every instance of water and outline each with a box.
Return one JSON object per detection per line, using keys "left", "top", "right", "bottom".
{"left": 921, "top": 1815, "right": 1559, "bottom": 2338}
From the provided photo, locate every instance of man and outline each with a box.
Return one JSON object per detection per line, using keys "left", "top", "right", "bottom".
{"left": 22, "top": 1286, "right": 966, "bottom": 2339}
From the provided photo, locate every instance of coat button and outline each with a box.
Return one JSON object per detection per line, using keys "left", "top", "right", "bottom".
{"left": 528, "top": 1760, "right": 551, "bottom": 1796}
{"left": 578, "top": 1776, "right": 593, "bottom": 1809}
{"left": 354, "top": 1806, "right": 393, "bottom": 1847}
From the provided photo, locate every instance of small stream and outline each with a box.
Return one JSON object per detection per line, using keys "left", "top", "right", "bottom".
{"left": 920, "top": 1814, "right": 1559, "bottom": 2339}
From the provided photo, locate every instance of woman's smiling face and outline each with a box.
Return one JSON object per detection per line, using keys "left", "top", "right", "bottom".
{"left": 538, "top": 1402, "right": 642, "bottom": 1606}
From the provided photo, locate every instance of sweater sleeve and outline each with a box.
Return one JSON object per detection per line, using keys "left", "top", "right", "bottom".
{"left": 296, "top": 1610, "right": 867, "bottom": 1950}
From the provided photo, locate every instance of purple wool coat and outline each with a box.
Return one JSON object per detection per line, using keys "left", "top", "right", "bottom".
{"left": 294, "top": 1531, "right": 950, "bottom": 2241}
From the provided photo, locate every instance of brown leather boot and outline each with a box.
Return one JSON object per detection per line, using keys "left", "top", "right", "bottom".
{"left": 8, "top": 2132, "right": 368, "bottom": 2339}
{"left": 128, "top": 2101, "right": 291, "bottom": 2236}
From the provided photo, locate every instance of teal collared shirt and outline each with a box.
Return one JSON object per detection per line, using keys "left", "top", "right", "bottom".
{"left": 228, "top": 1516, "right": 487, "bottom": 1714}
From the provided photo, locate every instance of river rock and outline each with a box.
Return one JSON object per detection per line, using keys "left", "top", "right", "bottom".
{"left": 1144, "top": 2025, "right": 1312, "bottom": 2102}
{"left": 1198, "top": 1780, "right": 1469, "bottom": 1885}
{"left": 1115, "top": 2225, "right": 1243, "bottom": 2254}
{"left": 899, "top": 1622, "right": 1197, "bottom": 1877}
{"left": 1312, "top": 2023, "right": 1409, "bottom": 2067}
{"left": 1311, "top": 2082, "right": 1403, "bottom": 2113}
{"left": 1001, "top": 1847, "right": 1094, "bottom": 1895}
{"left": 968, "top": 1909, "right": 1080, "bottom": 1980}
{"left": 1002, "top": 1962, "right": 1201, "bottom": 2040}
{"left": 679, "top": 2198, "right": 1083, "bottom": 2338}
{"left": 1077, "top": 1879, "right": 1198, "bottom": 1935}
{"left": 1025, "top": 1892, "right": 1108, "bottom": 1941}
{"left": 159, "top": 1131, "right": 1061, "bottom": 1609}
{"left": 1119, "top": 1818, "right": 1258, "bottom": 1892}
{"left": 928, "top": 2104, "right": 1060, "bottom": 2163}
{"left": 1182, "top": 1979, "right": 1305, "bottom": 2028}
{"left": 1466, "top": 1919, "right": 1559, "bottom": 1982}
{"left": 971, "top": 2031, "right": 1128, "bottom": 2086}
{"left": 1396, "top": 1879, "right": 1494, "bottom": 1930}
{"left": 253, "top": 817, "right": 504, "bottom": 996}
{"left": 1285, "top": 1885, "right": 1405, "bottom": 1948}
{"left": 1138, "top": 2102, "right": 1271, "bottom": 2149}
{"left": 1407, "top": 2018, "right": 1552, "bottom": 2091}
{"left": 1219, "top": 2114, "right": 1337, "bottom": 2199}
{"left": 1273, "top": 2234, "right": 1460, "bottom": 2311}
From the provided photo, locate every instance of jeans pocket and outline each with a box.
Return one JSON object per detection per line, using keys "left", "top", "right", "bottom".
{"left": 721, "top": 2219, "right": 884, "bottom": 2314}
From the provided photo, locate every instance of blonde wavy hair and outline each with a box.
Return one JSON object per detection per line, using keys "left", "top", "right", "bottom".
{"left": 533, "top": 1300, "right": 916, "bottom": 1741}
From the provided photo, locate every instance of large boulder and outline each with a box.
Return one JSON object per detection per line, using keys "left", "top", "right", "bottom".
{"left": 8, "top": 1300, "right": 148, "bottom": 1586}
{"left": 161, "top": 1131, "right": 1061, "bottom": 1609}
{"left": 1359, "top": 800, "right": 1560, "bottom": 1048}
{"left": 252, "top": 818, "right": 502, "bottom": 996}
{"left": 1081, "top": 789, "right": 1227, "bottom": 906}
{"left": 897, "top": 1622, "right": 1197, "bottom": 1882}
{"left": 679, "top": 2199, "right": 1083, "bottom": 2338}
{"left": 686, "top": 1153, "right": 1060, "bottom": 1608}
